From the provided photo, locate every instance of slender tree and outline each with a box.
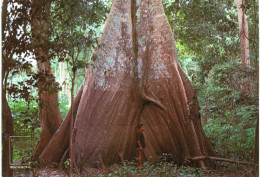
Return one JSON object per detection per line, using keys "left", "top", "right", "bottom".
{"left": 236, "top": 0, "right": 250, "bottom": 65}
{"left": 235, "top": 0, "right": 251, "bottom": 94}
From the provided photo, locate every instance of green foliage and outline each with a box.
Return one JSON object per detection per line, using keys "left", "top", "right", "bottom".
{"left": 208, "top": 60, "right": 257, "bottom": 91}
{"left": 87, "top": 161, "right": 207, "bottom": 177}
{"left": 50, "top": 0, "right": 109, "bottom": 99}
{"left": 8, "top": 101, "right": 41, "bottom": 163}
{"left": 163, "top": 0, "right": 258, "bottom": 164}
{"left": 204, "top": 106, "right": 257, "bottom": 161}
{"left": 64, "top": 159, "right": 71, "bottom": 169}
{"left": 198, "top": 65, "right": 258, "bottom": 161}
{"left": 59, "top": 93, "right": 70, "bottom": 119}
{"left": 164, "top": 0, "right": 258, "bottom": 83}
{"left": 2, "top": 0, "right": 33, "bottom": 75}
{"left": 11, "top": 137, "right": 33, "bottom": 164}
{"left": 9, "top": 100, "right": 41, "bottom": 137}
{"left": 4, "top": 1, "right": 110, "bottom": 160}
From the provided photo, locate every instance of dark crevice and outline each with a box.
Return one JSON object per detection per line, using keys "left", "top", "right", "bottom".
{"left": 131, "top": 0, "right": 140, "bottom": 100}
{"left": 138, "top": 102, "right": 148, "bottom": 125}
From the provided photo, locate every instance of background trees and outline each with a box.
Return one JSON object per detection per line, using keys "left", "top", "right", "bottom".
{"left": 2, "top": 0, "right": 258, "bottom": 174}
{"left": 163, "top": 0, "right": 258, "bottom": 164}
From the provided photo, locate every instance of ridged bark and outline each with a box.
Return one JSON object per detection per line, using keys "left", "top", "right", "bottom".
{"left": 39, "top": 0, "right": 214, "bottom": 170}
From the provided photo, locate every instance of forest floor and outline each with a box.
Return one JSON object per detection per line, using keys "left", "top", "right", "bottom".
{"left": 14, "top": 162, "right": 255, "bottom": 177}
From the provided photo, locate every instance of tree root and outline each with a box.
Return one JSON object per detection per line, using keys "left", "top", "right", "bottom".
{"left": 117, "top": 151, "right": 126, "bottom": 166}
{"left": 98, "top": 153, "right": 105, "bottom": 169}
{"left": 58, "top": 148, "right": 69, "bottom": 170}
{"left": 189, "top": 156, "right": 253, "bottom": 165}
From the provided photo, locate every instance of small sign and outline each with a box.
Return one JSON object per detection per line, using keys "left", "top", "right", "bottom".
{"left": 9, "top": 136, "right": 32, "bottom": 169}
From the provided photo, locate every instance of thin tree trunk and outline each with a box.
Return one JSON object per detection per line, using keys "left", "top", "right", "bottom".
{"left": 76, "top": 70, "right": 79, "bottom": 92}
{"left": 65, "top": 63, "right": 70, "bottom": 102}
{"left": 174, "top": 0, "right": 179, "bottom": 39}
{"left": 235, "top": 0, "right": 251, "bottom": 94}
{"left": 59, "top": 62, "right": 63, "bottom": 93}
{"left": 59, "top": 62, "right": 67, "bottom": 96}
{"left": 236, "top": 0, "right": 250, "bottom": 65}
{"left": 69, "top": 72, "right": 76, "bottom": 176}
{"left": 69, "top": 46, "right": 82, "bottom": 175}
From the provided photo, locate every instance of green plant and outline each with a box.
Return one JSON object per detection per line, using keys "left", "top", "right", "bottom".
{"left": 91, "top": 161, "right": 207, "bottom": 177}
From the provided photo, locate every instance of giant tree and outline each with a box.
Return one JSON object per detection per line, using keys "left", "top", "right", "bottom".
{"left": 38, "top": 0, "right": 215, "bottom": 173}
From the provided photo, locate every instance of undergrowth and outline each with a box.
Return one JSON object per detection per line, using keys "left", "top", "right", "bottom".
{"left": 84, "top": 161, "right": 212, "bottom": 177}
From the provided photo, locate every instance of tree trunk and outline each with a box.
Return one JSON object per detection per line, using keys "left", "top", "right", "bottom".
{"left": 59, "top": 62, "right": 70, "bottom": 96}
{"left": 31, "top": 0, "right": 62, "bottom": 160}
{"left": 76, "top": 70, "right": 79, "bottom": 92}
{"left": 235, "top": 0, "right": 251, "bottom": 94}
{"left": 236, "top": 0, "right": 250, "bottom": 65}
{"left": 2, "top": 0, "right": 14, "bottom": 175}
{"left": 39, "top": 0, "right": 214, "bottom": 171}
{"left": 39, "top": 86, "right": 84, "bottom": 164}
{"left": 69, "top": 71, "right": 76, "bottom": 176}
{"left": 2, "top": 92, "right": 13, "bottom": 177}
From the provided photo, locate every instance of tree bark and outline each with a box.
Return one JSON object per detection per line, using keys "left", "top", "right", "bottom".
{"left": 2, "top": 92, "right": 13, "bottom": 177}
{"left": 236, "top": 0, "right": 250, "bottom": 65}
{"left": 69, "top": 70, "right": 76, "bottom": 176}
{"left": 31, "top": 0, "right": 62, "bottom": 160}
{"left": 39, "top": 86, "right": 84, "bottom": 164}
{"left": 39, "top": 0, "right": 214, "bottom": 171}
{"left": 235, "top": 0, "right": 251, "bottom": 94}
{"left": 2, "top": 0, "right": 14, "bottom": 176}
